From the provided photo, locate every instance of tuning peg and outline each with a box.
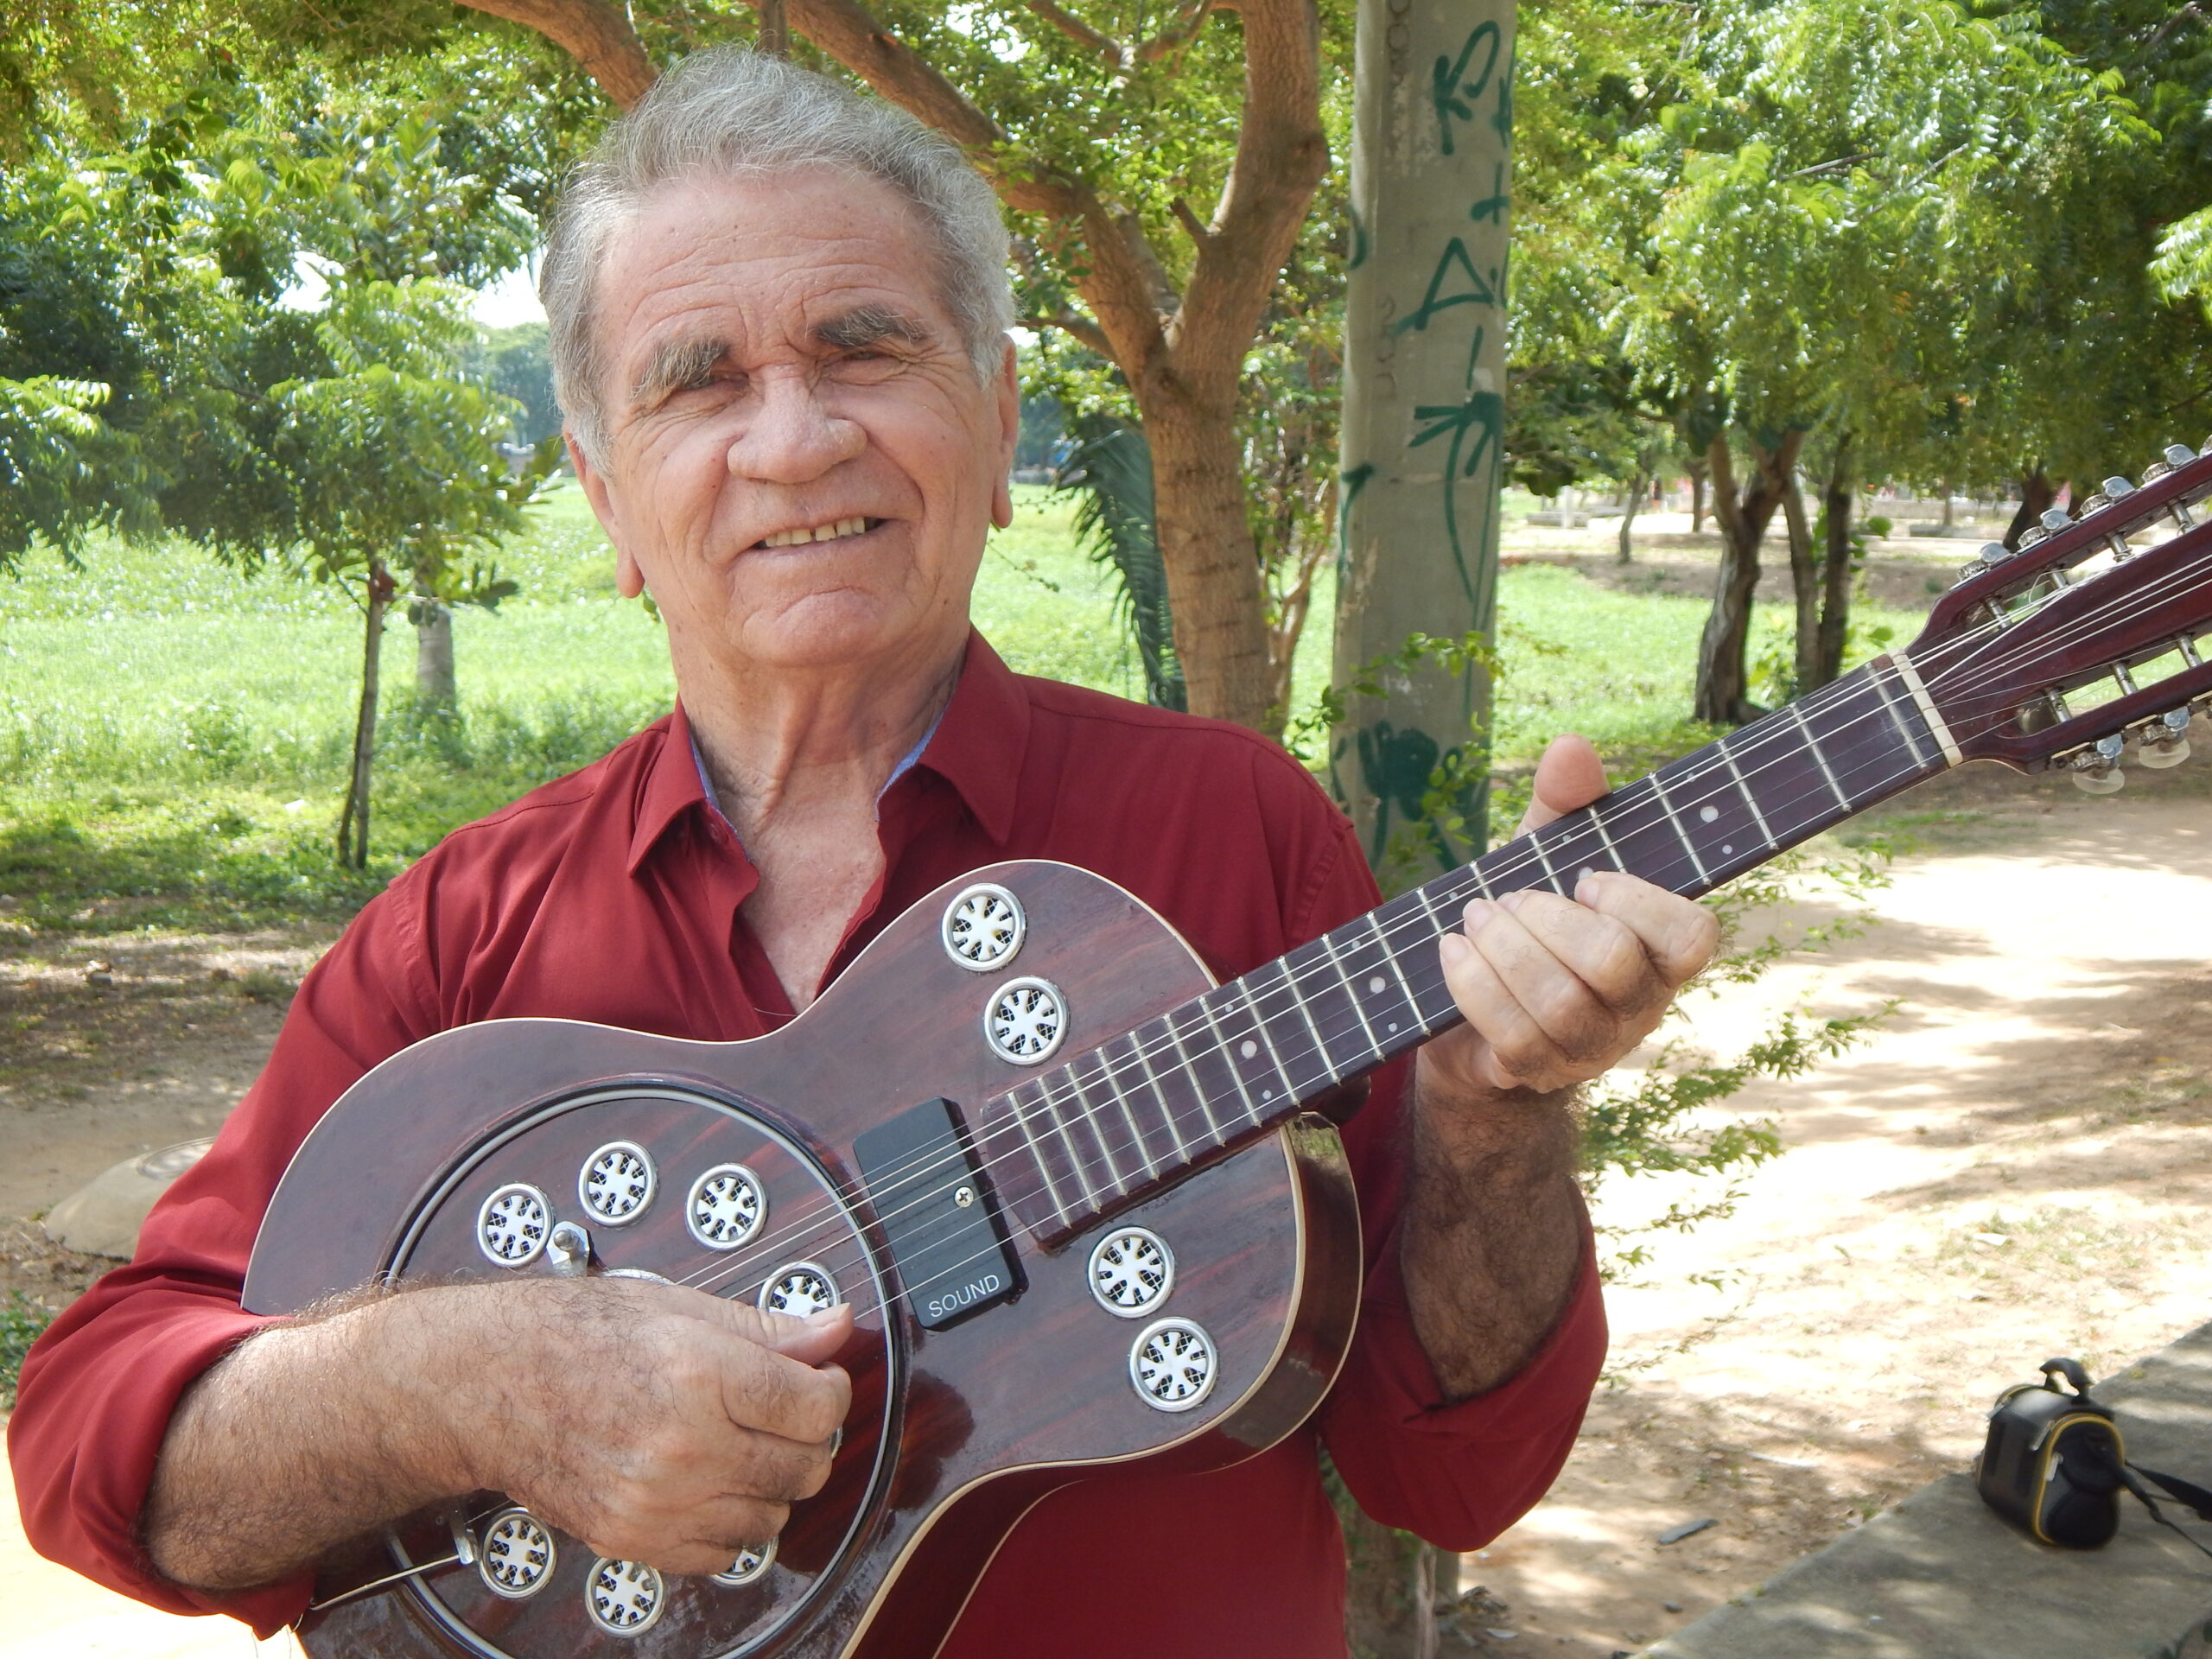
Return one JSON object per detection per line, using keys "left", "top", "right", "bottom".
{"left": 2071, "top": 735, "right": 2126, "bottom": 794}
{"left": 2039, "top": 507, "right": 2074, "bottom": 532}
{"left": 2105, "top": 475, "right": 2138, "bottom": 498}
{"left": 2138, "top": 708, "right": 2193, "bottom": 769}
{"left": 2166, "top": 443, "right": 2197, "bottom": 467}
{"left": 1956, "top": 541, "right": 2012, "bottom": 583}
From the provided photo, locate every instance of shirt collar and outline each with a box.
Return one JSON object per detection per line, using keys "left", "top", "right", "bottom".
{"left": 625, "top": 628, "right": 1029, "bottom": 873}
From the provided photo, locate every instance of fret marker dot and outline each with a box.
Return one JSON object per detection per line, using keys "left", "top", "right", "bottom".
{"left": 1388, "top": 1021, "right": 1400, "bottom": 1033}
{"left": 1722, "top": 843, "right": 1734, "bottom": 855}
{"left": 1368, "top": 974, "right": 1386, "bottom": 995}
{"left": 1239, "top": 1039, "right": 1258, "bottom": 1061}
{"left": 1262, "top": 1088, "right": 1275, "bottom": 1100}
{"left": 1700, "top": 804, "right": 1719, "bottom": 823}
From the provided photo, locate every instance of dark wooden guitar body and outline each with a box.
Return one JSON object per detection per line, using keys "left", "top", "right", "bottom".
{"left": 246, "top": 861, "right": 1363, "bottom": 1659}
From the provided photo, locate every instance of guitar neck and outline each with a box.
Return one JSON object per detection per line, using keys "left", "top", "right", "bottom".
{"left": 980, "top": 653, "right": 1956, "bottom": 1246}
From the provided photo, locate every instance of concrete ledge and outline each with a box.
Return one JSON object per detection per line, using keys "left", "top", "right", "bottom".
{"left": 1651, "top": 1323, "right": 2212, "bottom": 1659}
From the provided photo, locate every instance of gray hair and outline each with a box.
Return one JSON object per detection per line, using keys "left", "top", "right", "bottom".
{"left": 540, "top": 49, "right": 1015, "bottom": 463}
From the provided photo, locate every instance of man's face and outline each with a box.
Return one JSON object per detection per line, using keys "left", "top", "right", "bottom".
{"left": 572, "top": 167, "right": 1019, "bottom": 683}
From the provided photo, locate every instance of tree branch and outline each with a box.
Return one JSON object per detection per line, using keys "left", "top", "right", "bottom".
{"left": 1135, "top": 0, "right": 1216, "bottom": 63}
{"left": 1170, "top": 195, "right": 1212, "bottom": 250}
{"left": 1019, "top": 308, "right": 1115, "bottom": 357}
{"left": 778, "top": 0, "right": 1175, "bottom": 377}
{"left": 1025, "top": 0, "right": 1127, "bottom": 70}
{"left": 453, "top": 0, "right": 659, "bottom": 109}
{"left": 1169, "top": 0, "right": 1327, "bottom": 386}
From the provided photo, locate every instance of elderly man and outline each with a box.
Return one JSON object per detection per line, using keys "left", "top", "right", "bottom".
{"left": 11, "top": 50, "right": 1713, "bottom": 1657}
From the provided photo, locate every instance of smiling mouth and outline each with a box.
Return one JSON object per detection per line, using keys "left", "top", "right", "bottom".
{"left": 755, "top": 517, "right": 881, "bottom": 550}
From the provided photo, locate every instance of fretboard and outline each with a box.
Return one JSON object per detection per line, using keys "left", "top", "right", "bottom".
{"left": 976, "top": 652, "right": 1955, "bottom": 1246}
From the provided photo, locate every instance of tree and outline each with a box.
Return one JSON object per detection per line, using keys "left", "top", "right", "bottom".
{"left": 269, "top": 279, "right": 537, "bottom": 867}
{"left": 270, "top": 0, "right": 1339, "bottom": 734}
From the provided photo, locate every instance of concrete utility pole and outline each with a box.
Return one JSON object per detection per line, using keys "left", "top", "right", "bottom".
{"left": 1330, "top": 0, "right": 1517, "bottom": 889}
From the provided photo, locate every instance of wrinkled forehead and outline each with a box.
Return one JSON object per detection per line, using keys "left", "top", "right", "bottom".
{"left": 593, "top": 167, "right": 956, "bottom": 372}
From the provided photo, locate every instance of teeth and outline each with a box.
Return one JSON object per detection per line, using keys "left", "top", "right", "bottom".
{"left": 762, "top": 517, "right": 870, "bottom": 549}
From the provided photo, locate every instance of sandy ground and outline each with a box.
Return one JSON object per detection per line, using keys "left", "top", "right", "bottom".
{"left": 0, "top": 660, "right": 2206, "bottom": 1655}
{"left": 1463, "top": 757, "right": 2212, "bottom": 1656}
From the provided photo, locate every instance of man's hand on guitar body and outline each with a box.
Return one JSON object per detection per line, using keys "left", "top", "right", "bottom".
{"left": 1403, "top": 735, "right": 1719, "bottom": 1399}
{"left": 145, "top": 1278, "right": 852, "bottom": 1592}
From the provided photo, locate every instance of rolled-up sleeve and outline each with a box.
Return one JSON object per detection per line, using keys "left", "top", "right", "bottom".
{"left": 7, "top": 874, "right": 439, "bottom": 1634}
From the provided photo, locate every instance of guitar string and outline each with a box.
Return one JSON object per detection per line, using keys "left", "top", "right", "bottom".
{"left": 655, "top": 701, "right": 1951, "bottom": 1305}
{"left": 645, "top": 532, "right": 2212, "bottom": 1299}
{"left": 644, "top": 657, "right": 1926, "bottom": 1294}
{"left": 648, "top": 590, "right": 2110, "bottom": 1300}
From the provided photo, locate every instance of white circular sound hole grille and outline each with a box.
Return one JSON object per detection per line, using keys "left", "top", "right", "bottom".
{"left": 687, "top": 1163, "right": 766, "bottom": 1249}
{"left": 478, "top": 1509, "right": 556, "bottom": 1599}
{"left": 475, "top": 1184, "right": 550, "bottom": 1268}
{"left": 943, "top": 883, "right": 1025, "bottom": 971}
{"left": 1129, "top": 1317, "right": 1217, "bottom": 1413}
{"left": 983, "top": 976, "right": 1067, "bottom": 1065}
{"left": 586, "top": 1558, "right": 666, "bottom": 1636}
{"left": 712, "top": 1538, "right": 777, "bottom": 1586}
{"left": 759, "top": 1262, "right": 839, "bottom": 1318}
{"left": 579, "top": 1141, "right": 656, "bottom": 1226}
{"left": 1089, "top": 1227, "right": 1175, "bottom": 1319}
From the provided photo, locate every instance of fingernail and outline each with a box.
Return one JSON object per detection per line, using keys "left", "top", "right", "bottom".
{"left": 1461, "top": 899, "right": 1495, "bottom": 935}
{"left": 1499, "top": 891, "right": 1529, "bottom": 914}
{"left": 1440, "top": 931, "right": 1472, "bottom": 967}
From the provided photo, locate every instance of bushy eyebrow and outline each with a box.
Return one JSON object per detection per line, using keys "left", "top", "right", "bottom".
{"left": 630, "top": 335, "right": 730, "bottom": 410}
{"left": 813, "top": 304, "right": 934, "bottom": 353}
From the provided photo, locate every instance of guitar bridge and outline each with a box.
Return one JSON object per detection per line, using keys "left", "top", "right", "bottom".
{"left": 854, "top": 1098, "right": 1022, "bottom": 1330}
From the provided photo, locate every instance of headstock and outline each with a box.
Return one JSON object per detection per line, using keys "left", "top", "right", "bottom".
{"left": 1910, "top": 442, "right": 2212, "bottom": 791}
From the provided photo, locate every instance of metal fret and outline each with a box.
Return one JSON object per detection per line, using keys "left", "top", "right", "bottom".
{"left": 1527, "top": 830, "right": 1567, "bottom": 894}
{"left": 1099, "top": 1040, "right": 1162, "bottom": 1183}
{"left": 1588, "top": 805, "right": 1625, "bottom": 869}
{"left": 1005, "top": 1086, "right": 1074, "bottom": 1228}
{"left": 1192, "top": 993, "right": 1259, "bottom": 1131}
{"left": 1152, "top": 1008, "right": 1205, "bottom": 1155}
{"left": 1242, "top": 969, "right": 1308, "bottom": 1104}
{"left": 1867, "top": 658, "right": 1935, "bottom": 770}
{"left": 1120, "top": 1029, "right": 1183, "bottom": 1178}
{"left": 1366, "top": 912, "right": 1422, "bottom": 1039}
{"left": 1789, "top": 700, "right": 1853, "bottom": 810}
{"left": 1052, "top": 1065, "right": 1123, "bottom": 1194}
{"left": 1644, "top": 772, "right": 1711, "bottom": 887}
{"left": 1318, "top": 931, "right": 1382, "bottom": 1058}
{"left": 1266, "top": 956, "right": 1339, "bottom": 1091}
{"left": 1716, "top": 732, "right": 1777, "bottom": 849}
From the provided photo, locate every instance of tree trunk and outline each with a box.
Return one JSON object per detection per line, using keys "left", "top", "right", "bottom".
{"left": 1331, "top": 0, "right": 1516, "bottom": 883}
{"left": 1340, "top": 1500, "right": 1450, "bottom": 1659}
{"left": 1813, "top": 435, "right": 1856, "bottom": 690}
{"left": 336, "top": 561, "right": 394, "bottom": 871}
{"left": 1783, "top": 470, "right": 1818, "bottom": 701}
{"left": 2005, "top": 469, "right": 2057, "bottom": 549}
{"left": 1694, "top": 429, "right": 1801, "bottom": 725}
{"left": 1616, "top": 467, "right": 1649, "bottom": 564}
{"left": 413, "top": 594, "right": 456, "bottom": 710}
{"left": 1688, "top": 460, "right": 1707, "bottom": 534}
{"left": 1140, "top": 389, "right": 1275, "bottom": 731}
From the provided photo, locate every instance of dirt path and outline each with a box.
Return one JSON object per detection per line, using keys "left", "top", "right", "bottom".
{"left": 0, "top": 747, "right": 2206, "bottom": 1656}
{"left": 1465, "top": 758, "right": 2212, "bottom": 1655}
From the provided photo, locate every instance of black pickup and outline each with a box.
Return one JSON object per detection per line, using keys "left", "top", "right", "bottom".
{"left": 852, "top": 1097, "right": 1022, "bottom": 1331}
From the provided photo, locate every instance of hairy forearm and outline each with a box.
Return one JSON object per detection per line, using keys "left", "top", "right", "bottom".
{"left": 1400, "top": 1058, "right": 1586, "bottom": 1400}
{"left": 143, "top": 1287, "right": 477, "bottom": 1592}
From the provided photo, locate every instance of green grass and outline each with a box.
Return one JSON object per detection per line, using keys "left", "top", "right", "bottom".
{"left": 0, "top": 1290, "right": 55, "bottom": 1405}
{"left": 0, "top": 482, "right": 1894, "bottom": 937}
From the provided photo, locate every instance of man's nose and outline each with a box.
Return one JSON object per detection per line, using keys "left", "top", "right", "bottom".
{"left": 727, "top": 370, "right": 865, "bottom": 483}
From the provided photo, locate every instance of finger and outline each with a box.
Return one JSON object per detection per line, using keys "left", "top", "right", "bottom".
{"left": 1451, "top": 898, "right": 1645, "bottom": 1079}
{"left": 1492, "top": 888, "right": 1662, "bottom": 1017}
{"left": 1518, "top": 734, "right": 1609, "bottom": 833}
{"left": 581, "top": 1495, "right": 793, "bottom": 1577}
{"left": 714, "top": 1333, "right": 853, "bottom": 1446}
{"left": 1572, "top": 871, "right": 1721, "bottom": 986}
{"left": 690, "top": 1294, "right": 855, "bottom": 1367}
{"left": 1438, "top": 914, "right": 1572, "bottom": 1090}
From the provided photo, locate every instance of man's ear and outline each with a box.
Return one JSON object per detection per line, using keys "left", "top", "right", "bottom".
{"left": 989, "top": 336, "right": 1019, "bottom": 531}
{"left": 569, "top": 430, "right": 647, "bottom": 600}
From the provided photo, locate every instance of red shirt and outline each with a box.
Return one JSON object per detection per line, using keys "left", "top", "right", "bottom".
{"left": 10, "top": 634, "right": 1604, "bottom": 1656}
